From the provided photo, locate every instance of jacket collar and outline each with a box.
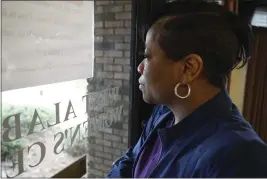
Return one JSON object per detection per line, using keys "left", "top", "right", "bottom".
{"left": 157, "top": 89, "right": 233, "bottom": 147}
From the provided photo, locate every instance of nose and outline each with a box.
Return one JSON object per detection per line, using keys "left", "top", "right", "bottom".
{"left": 137, "top": 60, "right": 144, "bottom": 74}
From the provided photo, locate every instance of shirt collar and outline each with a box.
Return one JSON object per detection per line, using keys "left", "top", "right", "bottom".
{"left": 158, "top": 89, "right": 233, "bottom": 146}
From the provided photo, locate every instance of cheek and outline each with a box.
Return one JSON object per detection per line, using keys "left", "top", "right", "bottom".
{"left": 155, "top": 67, "right": 177, "bottom": 92}
{"left": 144, "top": 62, "right": 172, "bottom": 89}
{"left": 143, "top": 61, "right": 160, "bottom": 83}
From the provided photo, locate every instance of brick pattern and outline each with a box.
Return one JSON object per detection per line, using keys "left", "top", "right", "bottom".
{"left": 87, "top": 0, "right": 131, "bottom": 178}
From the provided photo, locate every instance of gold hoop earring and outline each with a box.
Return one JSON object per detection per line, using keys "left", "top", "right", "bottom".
{"left": 174, "top": 83, "right": 191, "bottom": 99}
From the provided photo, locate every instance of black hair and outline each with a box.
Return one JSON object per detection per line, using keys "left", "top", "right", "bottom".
{"left": 141, "top": 0, "right": 253, "bottom": 88}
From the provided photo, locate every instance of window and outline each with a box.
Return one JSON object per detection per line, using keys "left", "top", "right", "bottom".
{"left": 251, "top": 7, "right": 267, "bottom": 28}
{"left": 2, "top": 80, "right": 89, "bottom": 177}
{"left": 2, "top": 1, "right": 132, "bottom": 178}
{"left": 2, "top": 1, "right": 94, "bottom": 91}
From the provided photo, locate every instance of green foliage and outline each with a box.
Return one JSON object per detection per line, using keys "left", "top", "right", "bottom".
{"left": 1, "top": 104, "right": 54, "bottom": 132}
{"left": 1, "top": 141, "right": 24, "bottom": 161}
{"left": 1, "top": 103, "right": 53, "bottom": 161}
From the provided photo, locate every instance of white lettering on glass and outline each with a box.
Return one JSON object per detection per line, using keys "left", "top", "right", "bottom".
{"left": 2, "top": 86, "right": 124, "bottom": 177}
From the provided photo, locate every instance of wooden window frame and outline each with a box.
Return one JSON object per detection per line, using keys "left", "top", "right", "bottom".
{"left": 51, "top": 155, "right": 87, "bottom": 178}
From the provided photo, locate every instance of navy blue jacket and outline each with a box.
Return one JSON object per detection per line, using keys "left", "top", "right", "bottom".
{"left": 107, "top": 90, "right": 267, "bottom": 177}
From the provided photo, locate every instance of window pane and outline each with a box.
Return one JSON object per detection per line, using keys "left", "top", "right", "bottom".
{"left": 1, "top": 0, "right": 132, "bottom": 178}
{"left": 1, "top": 1, "right": 94, "bottom": 178}
{"left": 251, "top": 8, "right": 267, "bottom": 28}
{"left": 2, "top": 1, "right": 94, "bottom": 91}
{"left": 1, "top": 80, "right": 88, "bottom": 177}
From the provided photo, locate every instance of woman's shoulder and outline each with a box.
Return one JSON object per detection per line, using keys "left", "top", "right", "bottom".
{"left": 208, "top": 111, "right": 266, "bottom": 152}
{"left": 199, "top": 112, "right": 267, "bottom": 167}
{"left": 195, "top": 124, "right": 267, "bottom": 177}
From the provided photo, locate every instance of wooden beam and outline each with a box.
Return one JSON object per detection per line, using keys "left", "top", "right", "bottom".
{"left": 224, "top": 0, "right": 239, "bottom": 13}
{"left": 51, "top": 155, "right": 87, "bottom": 178}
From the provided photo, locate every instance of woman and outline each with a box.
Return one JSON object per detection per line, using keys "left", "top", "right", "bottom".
{"left": 107, "top": 1, "right": 267, "bottom": 178}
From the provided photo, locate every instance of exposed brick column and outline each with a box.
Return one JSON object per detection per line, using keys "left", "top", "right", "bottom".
{"left": 87, "top": 0, "right": 132, "bottom": 177}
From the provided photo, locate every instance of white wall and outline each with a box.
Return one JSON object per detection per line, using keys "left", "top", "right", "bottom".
{"left": 229, "top": 64, "right": 248, "bottom": 113}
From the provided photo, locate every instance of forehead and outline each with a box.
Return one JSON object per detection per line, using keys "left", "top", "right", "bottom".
{"left": 145, "top": 28, "right": 154, "bottom": 46}
{"left": 145, "top": 28, "right": 158, "bottom": 53}
{"left": 145, "top": 16, "right": 176, "bottom": 50}
{"left": 145, "top": 28, "right": 169, "bottom": 60}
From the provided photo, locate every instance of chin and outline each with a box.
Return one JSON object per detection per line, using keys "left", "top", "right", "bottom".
{"left": 143, "top": 97, "right": 153, "bottom": 104}
{"left": 142, "top": 91, "right": 154, "bottom": 104}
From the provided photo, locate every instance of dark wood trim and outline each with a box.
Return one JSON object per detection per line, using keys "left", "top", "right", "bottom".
{"left": 129, "top": 0, "right": 152, "bottom": 147}
{"left": 224, "top": 0, "right": 239, "bottom": 13}
{"left": 51, "top": 155, "right": 86, "bottom": 178}
{"left": 129, "top": 0, "right": 166, "bottom": 147}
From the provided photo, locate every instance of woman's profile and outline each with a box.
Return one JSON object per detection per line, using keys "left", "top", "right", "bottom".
{"left": 107, "top": 0, "right": 267, "bottom": 177}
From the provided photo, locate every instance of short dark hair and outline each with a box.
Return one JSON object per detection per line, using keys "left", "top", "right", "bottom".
{"left": 141, "top": 0, "right": 253, "bottom": 88}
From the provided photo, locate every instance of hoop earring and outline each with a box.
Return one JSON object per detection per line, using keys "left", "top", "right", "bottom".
{"left": 174, "top": 83, "right": 191, "bottom": 99}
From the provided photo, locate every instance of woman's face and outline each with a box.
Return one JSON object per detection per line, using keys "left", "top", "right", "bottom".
{"left": 138, "top": 28, "right": 184, "bottom": 104}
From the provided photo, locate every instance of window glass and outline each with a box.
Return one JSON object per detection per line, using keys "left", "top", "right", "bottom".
{"left": 251, "top": 8, "right": 267, "bottom": 28}
{"left": 2, "top": 1, "right": 94, "bottom": 91}
{"left": 1, "top": 80, "right": 88, "bottom": 177}
{"left": 1, "top": 0, "right": 132, "bottom": 178}
{"left": 1, "top": 1, "right": 94, "bottom": 178}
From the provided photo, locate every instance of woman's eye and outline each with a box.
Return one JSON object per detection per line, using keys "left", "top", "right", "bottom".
{"left": 138, "top": 52, "right": 150, "bottom": 59}
{"left": 144, "top": 54, "right": 149, "bottom": 59}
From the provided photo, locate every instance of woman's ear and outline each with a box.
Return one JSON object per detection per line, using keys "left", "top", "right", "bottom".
{"left": 182, "top": 54, "right": 204, "bottom": 83}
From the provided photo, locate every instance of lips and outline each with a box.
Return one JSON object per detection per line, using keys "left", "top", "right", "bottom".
{"left": 138, "top": 78, "right": 145, "bottom": 90}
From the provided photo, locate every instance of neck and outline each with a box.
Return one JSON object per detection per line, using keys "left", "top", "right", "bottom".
{"left": 167, "top": 85, "right": 221, "bottom": 125}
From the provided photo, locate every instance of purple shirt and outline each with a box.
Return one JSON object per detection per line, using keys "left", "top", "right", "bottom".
{"left": 134, "top": 118, "right": 174, "bottom": 178}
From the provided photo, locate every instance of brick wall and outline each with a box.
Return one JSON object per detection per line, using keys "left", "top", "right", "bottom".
{"left": 87, "top": 0, "right": 132, "bottom": 178}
